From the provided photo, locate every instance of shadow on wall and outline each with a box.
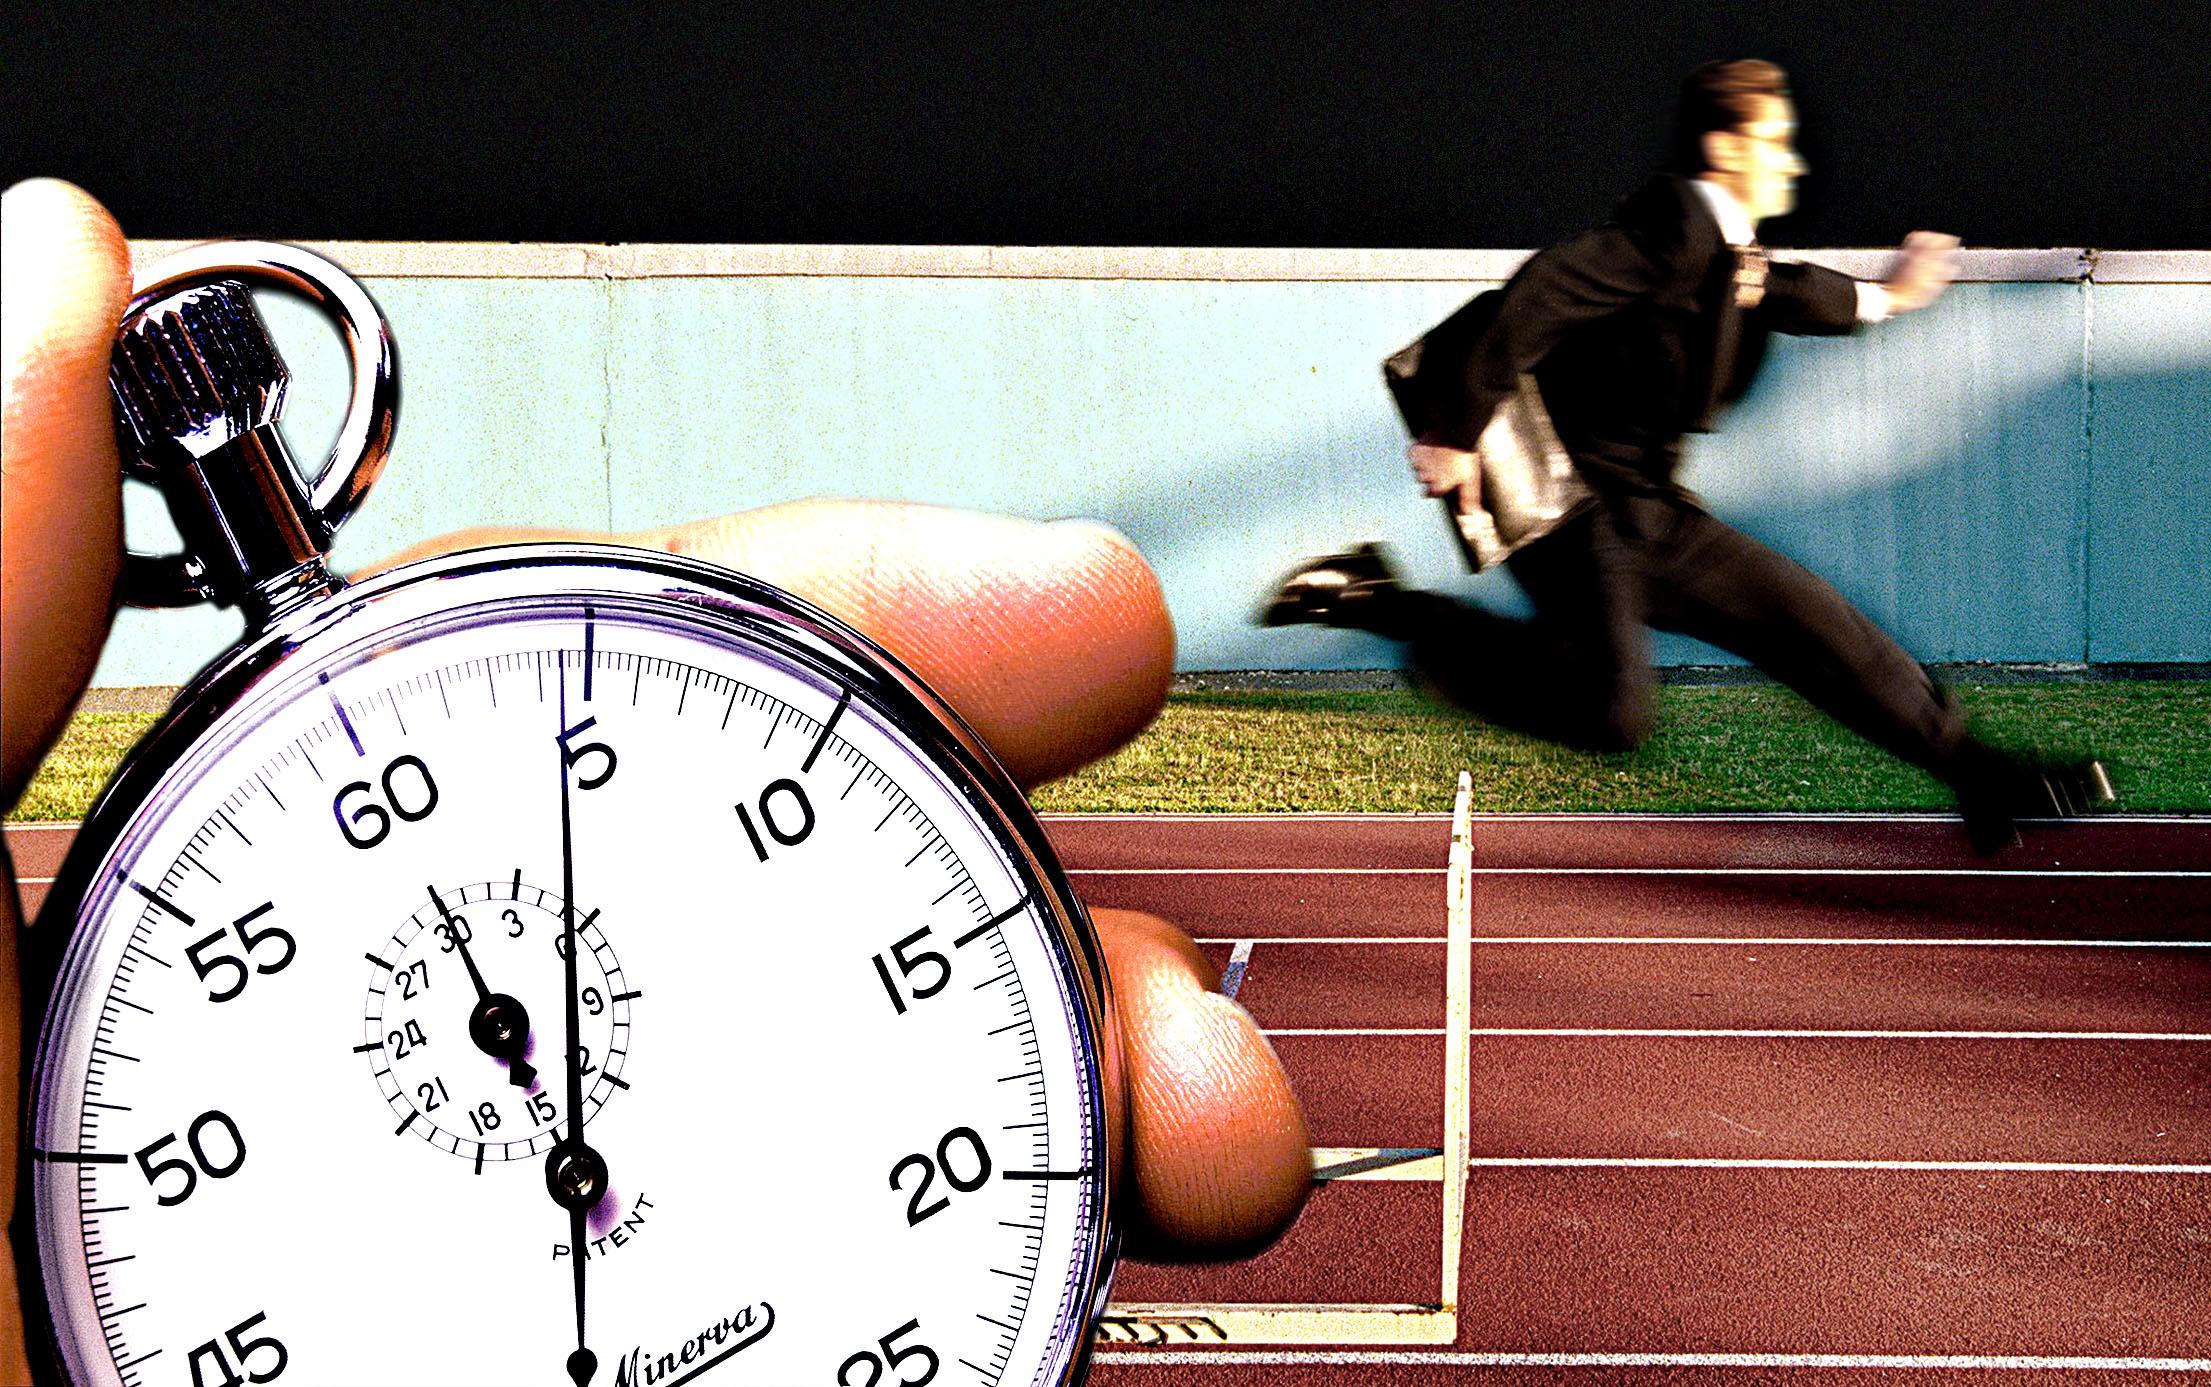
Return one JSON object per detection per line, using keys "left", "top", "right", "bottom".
{"left": 1125, "top": 356, "right": 2211, "bottom": 672}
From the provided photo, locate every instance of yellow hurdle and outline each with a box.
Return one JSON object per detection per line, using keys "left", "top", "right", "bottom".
{"left": 1097, "top": 771, "right": 1475, "bottom": 1350}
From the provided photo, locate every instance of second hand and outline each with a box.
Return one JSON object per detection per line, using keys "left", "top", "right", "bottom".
{"left": 548, "top": 656, "right": 604, "bottom": 1387}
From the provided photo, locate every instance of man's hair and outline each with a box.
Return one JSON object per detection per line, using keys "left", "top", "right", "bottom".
{"left": 1671, "top": 59, "right": 1790, "bottom": 174}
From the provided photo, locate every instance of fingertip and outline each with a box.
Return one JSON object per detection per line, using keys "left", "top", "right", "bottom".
{"left": 646, "top": 500, "right": 1175, "bottom": 788}
{"left": 1096, "top": 909, "right": 1312, "bottom": 1260}
{"left": 4, "top": 178, "right": 130, "bottom": 383}
{"left": 2, "top": 178, "right": 129, "bottom": 809}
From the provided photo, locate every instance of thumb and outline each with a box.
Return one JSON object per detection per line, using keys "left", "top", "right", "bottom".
{"left": 1, "top": 179, "right": 130, "bottom": 809}
{"left": 1096, "top": 908, "right": 1312, "bottom": 1258}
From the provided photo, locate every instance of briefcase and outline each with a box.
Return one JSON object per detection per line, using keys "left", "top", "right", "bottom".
{"left": 1383, "top": 290, "right": 1591, "bottom": 571}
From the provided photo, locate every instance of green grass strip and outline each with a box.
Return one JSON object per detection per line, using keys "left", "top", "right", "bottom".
{"left": 1032, "top": 681, "right": 2211, "bottom": 814}
{"left": 10, "top": 681, "right": 2208, "bottom": 821}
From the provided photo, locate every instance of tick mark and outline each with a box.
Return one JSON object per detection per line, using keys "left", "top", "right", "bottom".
{"left": 123, "top": 942, "right": 173, "bottom": 970}
{"left": 583, "top": 605, "right": 596, "bottom": 701}
{"left": 321, "top": 672, "right": 365, "bottom": 756}
{"left": 1002, "top": 1168, "right": 1092, "bottom": 1181}
{"left": 804, "top": 688, "right": 851, "bottom": 772}
{"left": 956, "top": 894, "right": 1031, "bottom": 948}
{"left": 127, "top": 880, "right": 193, "bottom": 925}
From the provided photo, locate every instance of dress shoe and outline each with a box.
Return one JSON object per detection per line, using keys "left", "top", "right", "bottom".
{"left": 1259, "top": 542, "right": 1401, "bottom": 629}
{"left": 1956, "top": 748, "right": 2115, "bottom": 855}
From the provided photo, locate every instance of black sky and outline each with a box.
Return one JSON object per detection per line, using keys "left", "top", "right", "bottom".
{"left": 8, "top": 3, "right": 2207, "bottom": 249}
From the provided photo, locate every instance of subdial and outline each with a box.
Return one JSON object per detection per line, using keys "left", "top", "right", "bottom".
{"left": 362, "top": 878, "right": 634, "bottom": 1163}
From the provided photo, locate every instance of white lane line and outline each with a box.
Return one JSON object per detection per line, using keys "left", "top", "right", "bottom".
{"left": 1070, "top": 866, "right": 2211, "bottom": 877}
{"left": 1263, "top": 1027, "right": 2211, "bottom": 1040}
{"left": 1039, "top": 812, "right": 2210, "bottom": 824}
{"left": 1220, "top": 940, "right": 1254, "bottom": 1000}
{"left": 1470, "top": 1156, "right": 2211, "bottom": 1174}
{"left": 1043, "top": 813, "right": 1454, "bottom": 822}
{"left": 1195, "top": 935, "right": 2211, "bottom": 948}
{"left": 1074, "top": 867, "right": 1441, "bottom": 875}
{"left": 1461, "top": 813, "right": 2206, "bottom": 825}
{"left": 1110, "top": 1351, "right": 2211, "bottom": 1371}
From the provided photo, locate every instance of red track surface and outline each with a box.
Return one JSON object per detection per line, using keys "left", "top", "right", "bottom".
{"left": 1050, "top": 812, "right": 2211, "bottom": 1384}
{"left": 11, "top": 813, "right": 2211, "bottom": 1382}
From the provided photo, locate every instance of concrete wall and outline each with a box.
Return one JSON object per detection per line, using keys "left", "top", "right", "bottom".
{"left": 94, "top": 244, "right": 2211, "bottom": 685}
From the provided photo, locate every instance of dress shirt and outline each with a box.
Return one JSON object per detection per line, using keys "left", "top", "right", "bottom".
{"left": 1691, "top": 177, "right": 1890, "bottom": 324}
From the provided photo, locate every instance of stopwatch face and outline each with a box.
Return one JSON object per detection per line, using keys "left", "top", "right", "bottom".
{"left": 26, "top": 547, "right": 1116, "bottom": 1387}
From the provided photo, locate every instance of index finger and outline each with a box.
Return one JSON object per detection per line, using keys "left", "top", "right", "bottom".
{"left": 366, "top": 499, "right": 1176, "bottom": 789}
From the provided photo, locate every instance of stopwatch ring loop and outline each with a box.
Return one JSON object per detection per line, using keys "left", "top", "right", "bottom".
{"left": 118, "top": 241, "right": 397, "bottom": 609}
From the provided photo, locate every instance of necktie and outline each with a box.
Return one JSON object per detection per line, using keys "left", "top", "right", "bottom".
{"left": 1699, "top": 243, "right": 1764, "bottom": 429}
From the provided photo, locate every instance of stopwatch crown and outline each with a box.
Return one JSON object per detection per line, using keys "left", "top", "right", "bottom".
{"left": 108, "top": 242, "right": 395, "bottom": 626}
{"left": 111, "top": 280, "right": 292, "bottom": 463}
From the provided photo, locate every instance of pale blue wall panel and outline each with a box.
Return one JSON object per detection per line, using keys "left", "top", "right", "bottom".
{"left": 2086, "top": 284, "right": 2211, "bottom": 662}
{"left": 329, "top": 279, "right": 616, "bottom": 563}
{"left": 605, "top": 277, "right": 1499, "bottom": 670}
{"left": 84, "top": 268, "right": 2205, "bottom": 688}
{"left": 1679, "top": 283, "right": 2088, "bottom": 665}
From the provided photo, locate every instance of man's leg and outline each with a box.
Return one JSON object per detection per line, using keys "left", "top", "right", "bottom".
{"left": 1642, "top": 504, "right": 2109, "bottom": 844}
{"left": 1641, "top": 504, "right": 1968, "bottom": 775}
{"left": 1274, "top": 508, "right": 1658, "bottom": 753}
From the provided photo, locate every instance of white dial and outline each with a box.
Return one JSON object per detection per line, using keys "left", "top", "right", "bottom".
{"left": 27, "top": 554, "right": 1113, "bottom": 1387}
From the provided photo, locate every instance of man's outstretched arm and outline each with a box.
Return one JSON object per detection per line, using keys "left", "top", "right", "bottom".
{"left": 1765, "top": 230, "right": 1960, "bottom": 336}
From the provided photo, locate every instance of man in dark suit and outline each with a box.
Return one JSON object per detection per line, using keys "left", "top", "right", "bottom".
{"left": 1265, "top": 59, "right": 2108, "bottom": 851}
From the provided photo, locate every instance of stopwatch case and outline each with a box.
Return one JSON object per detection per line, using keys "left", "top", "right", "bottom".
{"left": 12, "top": 542, "right": 1124, "bottom": 1387}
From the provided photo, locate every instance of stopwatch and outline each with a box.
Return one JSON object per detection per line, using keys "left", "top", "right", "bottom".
{"left": 15, "top": 243, "right": 1121, "bottom": 1387}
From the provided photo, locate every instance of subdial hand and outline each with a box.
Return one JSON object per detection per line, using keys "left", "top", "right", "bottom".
{"left": 427, "top": 884, "right": 538, "bottom": 1090}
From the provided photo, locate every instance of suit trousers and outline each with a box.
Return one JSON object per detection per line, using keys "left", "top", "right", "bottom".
{"left": 1399, "top": 493, "right": 1973, "bottom": 775}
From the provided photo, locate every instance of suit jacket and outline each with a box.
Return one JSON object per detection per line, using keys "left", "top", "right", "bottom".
{"left": 1403, "top": 174, "right": 1862, "bottom": 495}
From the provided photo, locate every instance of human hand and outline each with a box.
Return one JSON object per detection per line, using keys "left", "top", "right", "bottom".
{"left": 1882, "top": 230, "right": 1961, "bottom": 313}
{"left": 0, "top": 179, "right": 1312, "bottom": 1375}
{"left": 1408, "top": 441, "right": 1477, "bottom": 498}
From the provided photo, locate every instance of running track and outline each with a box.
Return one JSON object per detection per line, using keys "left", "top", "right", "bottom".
{"left": 10, "top": 813, "right": 2210, "bottom": 1383}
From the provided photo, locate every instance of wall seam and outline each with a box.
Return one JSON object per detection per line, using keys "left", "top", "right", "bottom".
{"left": 600, "top": 270, "right": 616, "bottom": 531}
{"left": 2080, "top": 252, "right": 2097, "bottom": 664}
